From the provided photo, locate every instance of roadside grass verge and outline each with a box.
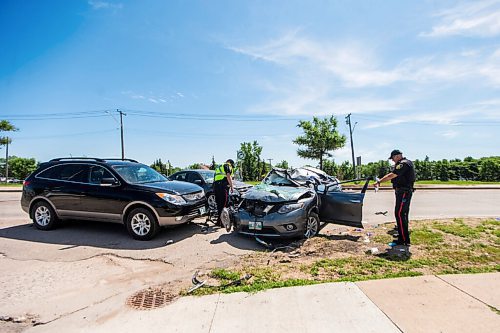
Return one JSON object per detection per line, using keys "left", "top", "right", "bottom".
{"left": 185, "top": 218, "right": 500, "bottom": 296}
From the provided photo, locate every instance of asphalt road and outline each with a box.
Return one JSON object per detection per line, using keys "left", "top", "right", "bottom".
{"left": 0, "top": 190, "right": 499, "bottom": 331}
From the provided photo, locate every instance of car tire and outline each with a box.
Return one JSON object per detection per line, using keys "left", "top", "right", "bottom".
{"left": 31, "top": 201, "right": 58, "bottom": 230}
{"left": 126, "top": 208, "right": 159, "bottom": 241}
{"left": 207, "top": 193, "right": 217, "bottom": 211}
{"left": 304, "top": 212, "right": 320, "bottom": 239}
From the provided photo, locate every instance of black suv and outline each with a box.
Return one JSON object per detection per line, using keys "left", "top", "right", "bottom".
{"left": 21, "top": 158, "right": 206, "bottom": 240}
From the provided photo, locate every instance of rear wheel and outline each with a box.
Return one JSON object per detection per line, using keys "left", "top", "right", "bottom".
{"left": 31, "top": 201, "right": 58, "bottom": 230}
{"left": 304, "top": 212, "right": 320, "bottom": 239}
{"left": 126, "top": 208, "right": 159, "bottom": 241}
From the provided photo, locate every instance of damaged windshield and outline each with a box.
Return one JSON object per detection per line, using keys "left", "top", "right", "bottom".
{"left": 263, "top": 170, "right": 297, "bottom": 187}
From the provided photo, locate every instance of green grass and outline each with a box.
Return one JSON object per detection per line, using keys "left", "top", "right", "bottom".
{"left": 433, "top": 218, "right": 486, "bottom": 238}
{"left": 415, "top": 180, "right": 500, "bottom": 185}
{"left": 342, "top": 180, "right": 500, "bottom": 186}
{"left": 0, "top": 183, "right": 23, "bottom": 187}
{"left": 184, "top": 218, "right": 500, "bottom": 297}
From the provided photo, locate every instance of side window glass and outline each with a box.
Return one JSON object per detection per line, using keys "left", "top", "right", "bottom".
{"left": 175, "top": 173, "right": 187, "bottom": 181}
{"left": 89, "top": 166, "right": 115, "bottom": 184}
{"left": 186, "top": 172, "right": 202, "bottom": 183}
{"left": 37, "top": 165, "right": 64, "bottom": 180}
{"left": 59, "top": 164, "right": 89, "bottom": 183}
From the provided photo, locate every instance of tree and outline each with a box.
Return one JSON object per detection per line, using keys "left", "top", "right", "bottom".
{"left": 275, "top": 160, "right": 289, "bottom": 169}
{"left": 7, "top": 157, "right": 37, "bottom": 179}
{"left": 150, "top": 159, "right": 168, "bottom": 175}
{"left": 293, "top": 116, "right": 346, "bottom": 170}
{"left": 239, "top": 141, "right": 263, "bottom": 181}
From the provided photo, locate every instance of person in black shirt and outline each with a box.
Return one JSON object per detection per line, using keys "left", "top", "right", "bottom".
{"left": 375, "top": 149, "right": 416, "bottom": 246}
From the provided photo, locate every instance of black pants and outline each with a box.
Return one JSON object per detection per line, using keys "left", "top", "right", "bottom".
{"left": 213, "top": 181, "right": 228, "bottom": 224}
{"left": 394, "top": 189, "right": 413, "bottom": 245}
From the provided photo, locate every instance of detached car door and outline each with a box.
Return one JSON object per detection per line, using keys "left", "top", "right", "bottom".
{"left": 318, "top": 183, "right": 367, "bottom": 228}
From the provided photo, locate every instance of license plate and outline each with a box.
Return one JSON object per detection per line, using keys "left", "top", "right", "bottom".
{"left": 249, "top": 221, "right": 262, "bottom": 230}
{"left": 199, "top": 206, "right": 206, "bottom": 215}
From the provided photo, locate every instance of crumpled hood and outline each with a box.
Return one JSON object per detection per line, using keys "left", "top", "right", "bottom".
{"left": 139, "top": 180, "right": 203, "bottom": 195}
{"left": 242, "top": 183, "right": 311, "bottom": 202}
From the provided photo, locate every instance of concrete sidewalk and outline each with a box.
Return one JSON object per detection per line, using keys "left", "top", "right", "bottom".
{"left": 27, "top": 272, "right": 500, "bottom": 333}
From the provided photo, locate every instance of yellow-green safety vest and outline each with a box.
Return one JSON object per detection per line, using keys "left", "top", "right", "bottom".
{"left": 214, "top": 163, "right": 234, "bottom": 182}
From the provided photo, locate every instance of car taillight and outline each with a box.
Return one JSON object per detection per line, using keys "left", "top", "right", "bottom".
{"left": 23, "top": 180, "right": 30, "bottom": 187}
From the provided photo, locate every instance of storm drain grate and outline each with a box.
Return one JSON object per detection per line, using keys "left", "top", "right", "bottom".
{"left": 126, "top": 287, "right": 177, "bottom": 310}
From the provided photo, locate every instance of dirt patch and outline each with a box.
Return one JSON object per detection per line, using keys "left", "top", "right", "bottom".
{"left": 187, "top": 218, "right": 499, "bottom": 295}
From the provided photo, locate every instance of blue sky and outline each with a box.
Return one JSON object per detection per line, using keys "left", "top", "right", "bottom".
{"left": 1, "top": 0, "right": 499, "bottom": 168}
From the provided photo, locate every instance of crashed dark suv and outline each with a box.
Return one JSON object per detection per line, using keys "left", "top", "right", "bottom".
{"left": 235, "top": 167, "right": 368, "bottom": 239}
{"left": 21, "top": 158, "right": 206, "bottom": 240}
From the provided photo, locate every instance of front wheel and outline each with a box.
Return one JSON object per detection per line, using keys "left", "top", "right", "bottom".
{"left": 126, "top": 208, "right": 159, "bottom": 241}
{"left": 207, "top": 193, "right": 217, "bottom": 211}
{"left": 31, "top": 201, "right": 58, "bottom": 230}
{"left": 303, "top": 212, "right": 320, "bottom": 239}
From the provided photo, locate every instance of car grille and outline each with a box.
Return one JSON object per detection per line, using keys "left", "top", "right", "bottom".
{"left": 183, "top": 191, "right": 204, "bottom": 202}
{"left": 240, "top": 226, "right": 279, "bottom": 235}
{"left": 243, "top": 200, "right": 279, "bottom": 217}
{"left": 186, "top": 203, "right": 205, "bottom": 219}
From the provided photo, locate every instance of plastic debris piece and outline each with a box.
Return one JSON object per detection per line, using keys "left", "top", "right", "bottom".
{"left": 355, "top": 228, "right": 363, "bottom": 232}
{"left": 388, "top": 242, "right": 397, "bottom": 247}
{"left": 375, "top": 211, "right": 388, "bottom": 216}
{"left": 366, "top": 232, "right": 373, "bottom": 237}
{"left": 363, "top": 236, "right": 370, "bottom": 243}
{"left": 369, "top": 247, "right": 379, "bottom": 254}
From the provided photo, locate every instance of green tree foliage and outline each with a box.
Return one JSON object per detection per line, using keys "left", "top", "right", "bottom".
{"left": 275, "top": 160, "right": 289, "bottom": 169}
{"left": 7, "top": 157, "right": 37, "bottom": 179}
{"left": 239, "top": 141, "right": 263, "bottom": 181}
{"left": 150, "top": 158, "right": 168, "bottom": 175}
{"left": 0, "top": 120, "right": 18, "bottom": 149}
{"left": 357, "top": 156, "right": 499, "bottom": 182}
{"left": 210, "top": 156, "right": 216, "bottom": 170}
{"left": 293, "top": 116, "right": 346, "bottom": 170}
{"left": 479, "top": 157, "right": 500, "bottom": 181}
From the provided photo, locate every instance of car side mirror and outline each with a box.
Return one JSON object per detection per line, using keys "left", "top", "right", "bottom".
{"left": 101, "top": 178, "right": 119, "bottom": 186}
{"left": 194, "top": 179, "right": 203, "bottom": 185}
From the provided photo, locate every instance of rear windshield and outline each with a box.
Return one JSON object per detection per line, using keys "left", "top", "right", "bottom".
{"left": 113, "top": 164, "right": 167, "bottom": 184}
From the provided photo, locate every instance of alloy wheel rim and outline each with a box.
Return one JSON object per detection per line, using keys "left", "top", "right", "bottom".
{"left": 131, "top": 213, "right": 151, "bottom": 236}
{"left": 35, "top": 206, "right": 51, "bottom": 226}
{"left": 305, "top": 216, "right": 318, "bottom": 238}
{"left": 207, "top": 195, "right": 217, "bottom": 210}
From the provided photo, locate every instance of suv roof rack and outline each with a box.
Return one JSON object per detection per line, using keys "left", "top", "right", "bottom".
{"left": 104, "top": 158, "right": 139, "bottom": 163}
{"left": 49, "top": 157, "right": 106, "bottom": 162}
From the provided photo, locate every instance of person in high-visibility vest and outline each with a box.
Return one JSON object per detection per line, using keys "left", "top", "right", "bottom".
{"left": 213, "top": 159, "right": 235, "bottom": 226}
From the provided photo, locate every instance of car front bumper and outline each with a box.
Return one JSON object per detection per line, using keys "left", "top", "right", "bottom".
{"left": 235, "top": 207, "right": 309, "bottom": 238}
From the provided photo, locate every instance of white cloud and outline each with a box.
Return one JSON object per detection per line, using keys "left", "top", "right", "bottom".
{"left": 88, "top": 1, "right": 123, "bottom": 10}
{"left": 229, "top": 32, "right": 500, "bottom": 88}
{"left": 421, "top": 0, "right": 500, "bottom": 38}
{"left": 440, "top": 130, "right": 459, "bottom": 139}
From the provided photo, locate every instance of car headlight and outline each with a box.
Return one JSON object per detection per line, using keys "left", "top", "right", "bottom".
{"left": 156, "top": 193, "right": 186, "bottom": 204}
{"left": 278, "top": 202, "right": 304, "bottom": 214}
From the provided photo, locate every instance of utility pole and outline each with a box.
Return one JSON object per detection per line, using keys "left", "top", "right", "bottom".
{"left": 345, "top": 114, "right": 356, "bottom": 177}
{"left": 267, "top": 158, "right": 273, "bottom": 167}
{"left": 118, "top": 109, "right": 126, "bottom": 160}
{"left": 4, "top": 137, "right": 9, "bottom": 182}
